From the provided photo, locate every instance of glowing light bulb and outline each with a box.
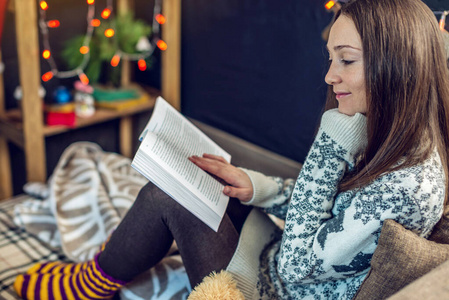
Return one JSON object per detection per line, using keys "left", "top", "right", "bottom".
{"left": 138, "top": 59, "right": 147, "bottom": 71}
{"left": 157, "top": 40, "right": 167, "bottom": 51}
{"left": 47, "top": 20, "right": 60, "bottom": 28}
{"left": 42, "top": 50, "right": 51, "bottom": 59}
{"left": 155, "top": 14, "right": 166, "bottom": 24}
{"left": 79, "top": 73, "right": 89, "bottom": 85}
{"left": 40, "top": 1, "right": 48, "bottom": 10}
{"left": 80, "top": 46, "right": 89, "bottom": 54}
{"left": 101, "top": 8, "right": 111, "bottom": 19}
{"left": 42, "top": 71, "right": 53, "bottom": 82}
{"left": 104, "top": 28, "right": 115, "bottom": 38}
{"left": 111, "top": 54, "right": 121, "bottom": 67}
{"left": 91, "top": 19, "right": 101, "bottom": 27}
{"left": 87, "top": 0, "right": 95, "bottom": 4}
{"left": 325, "top": 0, "right": 336, "bottom": 10}
{"left": 440, "top": 13, "right": 448, "bottom": 31}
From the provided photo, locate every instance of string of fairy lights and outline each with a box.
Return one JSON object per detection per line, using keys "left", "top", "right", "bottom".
{"left": 439, "top": 10, "right": 449, "bottom": 32}
{"left": 0, "top": 1, "right": 447, "bottom": 80}
{"left": 38, "top": 0, "right": 166, "bottom": 85}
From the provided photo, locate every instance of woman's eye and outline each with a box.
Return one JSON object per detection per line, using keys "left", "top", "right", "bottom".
{"left": 340, "top": 59, "right": 354, "bottom": 65}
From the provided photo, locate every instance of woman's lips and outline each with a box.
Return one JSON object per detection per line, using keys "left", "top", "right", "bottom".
{"left": 336, "top": 93, "right": 351, "bottom": 100}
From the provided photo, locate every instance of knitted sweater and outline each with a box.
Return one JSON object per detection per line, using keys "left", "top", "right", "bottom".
{"left": 226, "top": 109, "right": 445, "bottom": 300}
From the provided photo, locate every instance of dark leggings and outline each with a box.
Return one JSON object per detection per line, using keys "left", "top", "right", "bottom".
{"left": 98, "top": 182, "right": 252, "bottom": 287}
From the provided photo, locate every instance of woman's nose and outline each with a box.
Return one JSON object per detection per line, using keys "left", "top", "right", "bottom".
{"left": 325, "top": 63, "right": 341, "bottom": 85}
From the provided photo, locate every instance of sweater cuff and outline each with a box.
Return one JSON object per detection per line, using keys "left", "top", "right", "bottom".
{"left": 320, "top": 108, "right": 368, "bottom": 157}
{"left": 239, "top": 168, "right": 281, "bottom": 207}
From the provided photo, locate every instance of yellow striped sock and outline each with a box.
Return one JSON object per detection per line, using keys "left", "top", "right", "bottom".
{"left": 13, "top": 274, "right": 24, "bottom": 298}
{"left": 13, "top": 253, "right": 125, "bottom": 300}
{"left": 26, "top": 274, "right": 38, "bottom": 300}
{"left": 38, "top": 274, "right": 50, "bottom": 300}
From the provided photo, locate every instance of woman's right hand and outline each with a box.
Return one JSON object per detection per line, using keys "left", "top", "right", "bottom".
{"left": 188, "top": 154, "right": 254, "bottom": 202}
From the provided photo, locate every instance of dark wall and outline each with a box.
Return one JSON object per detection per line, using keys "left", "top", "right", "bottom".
{"left": 181, "top": 0, "right": 332, "bottom": 164}
{"left": 427, "top": 0, "right": 449, "bottom": 11}
{"left": 180, "top": 0, "right": 449, "bottom": 164}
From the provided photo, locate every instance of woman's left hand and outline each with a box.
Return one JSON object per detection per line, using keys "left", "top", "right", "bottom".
{"left": 188, "top": 154, "right": 254, "bottom": 202}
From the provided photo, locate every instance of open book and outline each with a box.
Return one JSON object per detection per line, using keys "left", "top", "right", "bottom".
{"left": 131, "top": 96, "right": 231, "bottom": 232}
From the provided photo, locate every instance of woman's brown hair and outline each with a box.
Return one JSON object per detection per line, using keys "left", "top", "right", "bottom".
{"left": 326, "top": 0, "right": 449, "bottom": 202}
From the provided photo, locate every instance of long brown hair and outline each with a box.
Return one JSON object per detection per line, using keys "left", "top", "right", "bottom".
{"left": 326, "top": 0, "right": 449, "bottom": 202}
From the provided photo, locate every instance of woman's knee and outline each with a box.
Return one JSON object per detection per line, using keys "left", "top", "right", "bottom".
{"left": 135, "top": 182, "right": 179, "bottom": 212}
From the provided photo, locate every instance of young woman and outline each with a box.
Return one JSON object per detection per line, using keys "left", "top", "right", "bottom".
{"left": 14, "top": 0, "right": 449, "bottom": 299}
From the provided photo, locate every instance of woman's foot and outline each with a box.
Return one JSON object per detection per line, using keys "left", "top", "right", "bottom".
{"left": 14, "top": 253, "right": 127, "bottom": 300}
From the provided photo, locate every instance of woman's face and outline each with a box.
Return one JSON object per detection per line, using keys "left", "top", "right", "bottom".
{"left": 325, "top": 15, "right": 367, "bottom": 116}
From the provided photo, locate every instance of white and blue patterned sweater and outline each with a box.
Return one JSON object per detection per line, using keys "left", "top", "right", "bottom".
{"left": 228, "top": 109, "right": 445, "bottom": 299}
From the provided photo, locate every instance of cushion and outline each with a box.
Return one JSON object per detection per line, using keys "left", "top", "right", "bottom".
{"left": 353, "top": 219, "right": 449, "bottom": 300}
{"left": 387, "top": 259, "right": 449, "bottom": 300}
{"left": 428, "top": 203, "right": 449, "bottom": 244}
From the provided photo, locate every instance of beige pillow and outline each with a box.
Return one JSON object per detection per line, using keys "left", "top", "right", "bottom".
{"left": 353, "top": 219, "right": 449, "bottom": 300}
{"left": 428, "top": 204, "right": 449, "bottom": 244}
{"left": 387, "top": 259, "right": 449, "bottom": 300}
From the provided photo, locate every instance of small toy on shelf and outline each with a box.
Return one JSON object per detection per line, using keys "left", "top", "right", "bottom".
{"left": 74, "top": 80, "right": 95, "bottom": 118}
{"left": 53, "top": 86, "right": 72, "bottom": 104}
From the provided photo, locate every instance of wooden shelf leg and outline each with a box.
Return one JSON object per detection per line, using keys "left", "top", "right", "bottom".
{"left": 24, "top": 138, "right": 46, "bottom": 183}
{"left": 120, "top": 116, "right": 133, "bottom": 158}
{"left": 118, "top": 0, "right": 133, "bottom": 88}
{"left": 0, "top": 137, "right": 12, "bottom": 200}
{"left": 15, "top": 0, "right": 47, "bottom": 184}
{"left": 162, "top": 0, "right": 181, "bottom": 111}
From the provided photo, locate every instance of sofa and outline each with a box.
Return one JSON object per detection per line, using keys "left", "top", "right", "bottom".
{"left": 191, "top": 119, "right": 449, "bottom": 300}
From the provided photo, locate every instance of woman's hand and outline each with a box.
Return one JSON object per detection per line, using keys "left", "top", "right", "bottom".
{"left": 188, "top": 154, "right": 253, "bottom": 202}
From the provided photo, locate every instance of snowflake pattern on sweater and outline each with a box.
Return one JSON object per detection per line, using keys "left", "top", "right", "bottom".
{"left": 247, "top": 110, "right": 445, "bottom": 299}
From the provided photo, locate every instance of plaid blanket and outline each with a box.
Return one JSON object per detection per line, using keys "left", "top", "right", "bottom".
{"left": 0, "top": 195, "right": 70, "bottom": 300}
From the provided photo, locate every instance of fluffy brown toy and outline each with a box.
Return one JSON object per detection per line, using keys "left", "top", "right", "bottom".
{"left": 188, "top": 270, "right": 245, "bottom": 300}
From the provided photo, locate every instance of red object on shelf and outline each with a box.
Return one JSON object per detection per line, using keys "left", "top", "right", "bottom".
{"left": 46, "top": 111, "right": 76, "bottom": 127}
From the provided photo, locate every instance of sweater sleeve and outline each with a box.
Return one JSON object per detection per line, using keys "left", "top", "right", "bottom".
{"left": 238, "top": 168, "right": 296, "bottom": 220}
{"left": 277, "top": 109, "right": 369, "bottom": 283}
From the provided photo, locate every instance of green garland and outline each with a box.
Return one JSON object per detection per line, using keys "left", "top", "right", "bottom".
{"left": 61, "top": 13, "right": 152, "bottom": 86}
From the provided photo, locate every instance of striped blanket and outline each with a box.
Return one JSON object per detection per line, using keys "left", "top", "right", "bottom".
{"left": 6, "top": 142, "right": 190, "bottom": 299}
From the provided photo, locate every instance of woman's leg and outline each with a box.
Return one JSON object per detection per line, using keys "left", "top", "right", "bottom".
{"left": 14, "top": 182, "right": 252, "bottom": 299}
{"left": 99, "top": 181, "right": 252, "bottom": 287}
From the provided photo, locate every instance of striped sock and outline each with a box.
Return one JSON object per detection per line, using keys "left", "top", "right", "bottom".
{"left": 25, "top": 239, "right": 110, "bottom": 276}
{"left": 25, "top": 261, "right": 90, "bottom": 275}
{"left": 14, "top": 253, "right": 127, "bottom": 300}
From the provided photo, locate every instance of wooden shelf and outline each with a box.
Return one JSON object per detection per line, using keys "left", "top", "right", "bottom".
{"left": 0, "top": 88, "right": 158, "bottom": 147}
{"left": 0, "top": 94, "right": 157, "bottom": 137}
{"left": 0, "top": 0, "right": 180, "bottom": 200}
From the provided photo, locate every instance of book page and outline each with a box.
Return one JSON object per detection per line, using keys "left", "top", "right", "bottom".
{"left": 139, "top": 97, "right": 231, "bottom": 214}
